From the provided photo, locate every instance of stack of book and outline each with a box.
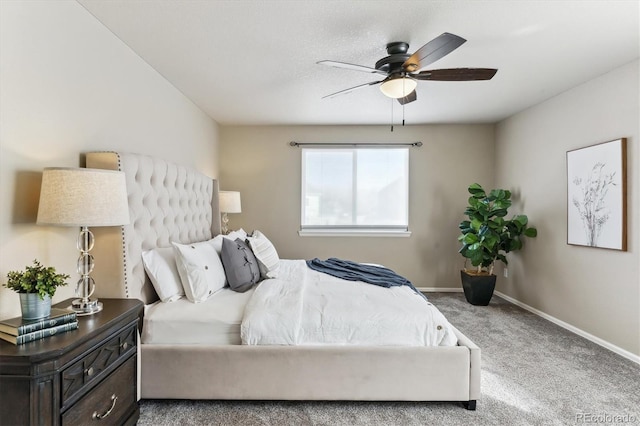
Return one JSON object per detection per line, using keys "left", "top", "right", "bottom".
{"left": 0, "top": 308, "right": 78, "bottom": 345}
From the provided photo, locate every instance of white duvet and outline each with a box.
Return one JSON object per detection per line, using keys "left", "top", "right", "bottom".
{"left": 241, "top": 260, "right": 458, "bottom": 347}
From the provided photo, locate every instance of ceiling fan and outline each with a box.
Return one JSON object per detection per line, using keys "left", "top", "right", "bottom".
{"left": 318, "top": 32, "right": 497, "bottom": 105}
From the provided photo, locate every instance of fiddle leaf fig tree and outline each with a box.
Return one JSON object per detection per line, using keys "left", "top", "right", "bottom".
{"left": 458, "top": 183, "right": 537, "bottom": 275}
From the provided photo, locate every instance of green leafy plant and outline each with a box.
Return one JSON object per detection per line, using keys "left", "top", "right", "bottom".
{"left": 4, "top": 259, "right": 70, "bottom": 300}
{"left": 458, "top": 183, "right": 537, "bottom": 275}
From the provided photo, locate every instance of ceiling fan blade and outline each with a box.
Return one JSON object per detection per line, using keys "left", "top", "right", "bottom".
{"left": 414, "top": 68, "right": 498, "bottom": 81}
{"left": 321, "top": 80, "right": 384, "bottom": 99}
{"left": 317, "top": 60, "right": 388, "bottom": 75}
{"left": 403, "top": 33, "right": 466, "bottom": 72}
{"left": 397, "top": 90, "right": 417, "bottom": 105}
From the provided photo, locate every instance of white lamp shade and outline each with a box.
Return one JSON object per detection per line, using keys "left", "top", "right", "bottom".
{"left": 380, "top": 77, "right": 417, "bottom": 99}
{"left": 37, "top": 167, "right": 130, "bottom": 227}
{"left": 219, "top": 191, "right": 241, "bottom": 214}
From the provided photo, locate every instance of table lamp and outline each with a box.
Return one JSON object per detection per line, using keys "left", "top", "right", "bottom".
{"left": 37, "top": 167, "right": 129, "bottom": 315}
{"left": 219, "top": 191, "right": 241, "bottom": 235}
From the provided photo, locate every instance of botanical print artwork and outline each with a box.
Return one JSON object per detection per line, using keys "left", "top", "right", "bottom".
{"left": 567, "top": 139, "right": 627, "bottom": 250}
{"left": 571, "top": 163, "right": 617, "bottom": 246}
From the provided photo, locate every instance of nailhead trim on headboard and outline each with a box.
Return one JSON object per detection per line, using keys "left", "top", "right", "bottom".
{"left": 115, "top": 153, "right": 130, "bottom": 299}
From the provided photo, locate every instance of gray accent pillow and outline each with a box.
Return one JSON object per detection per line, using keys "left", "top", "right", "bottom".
{"left": 220, "top": 237, "right": 261, "bottom": 293}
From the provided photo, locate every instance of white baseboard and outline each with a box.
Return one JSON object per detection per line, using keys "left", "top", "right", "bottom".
{"left": 417, "top": 287, "right": 462, "bottom": 292}
{"left": 495, "top": 291, "right": 640, "bottom": 365}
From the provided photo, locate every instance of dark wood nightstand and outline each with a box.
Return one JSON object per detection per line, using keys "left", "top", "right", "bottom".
{"left": 0, "top": 298, "right": 143, "bottom": 426}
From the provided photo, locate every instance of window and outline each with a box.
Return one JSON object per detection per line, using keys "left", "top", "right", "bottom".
{"left": 301, "top": 147, "right": 409, "bottom": 235}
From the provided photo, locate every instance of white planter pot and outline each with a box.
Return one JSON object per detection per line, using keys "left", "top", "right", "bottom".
{"left": 19, "top": 293, "right": 52, "bottom": 320}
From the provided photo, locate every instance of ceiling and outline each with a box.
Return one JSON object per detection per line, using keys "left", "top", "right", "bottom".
{"left": 77, "top": 0, "right": 639, "bottom": 126}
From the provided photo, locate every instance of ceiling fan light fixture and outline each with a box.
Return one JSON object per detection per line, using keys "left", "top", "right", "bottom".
{"left": 380, "top": 76, "right": 417, "bottom": 99}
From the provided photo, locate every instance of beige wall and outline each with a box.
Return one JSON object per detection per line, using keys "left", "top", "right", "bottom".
{"left": 0, "top": 1, "right": 219, "bottom": 319}
{"left": 2, "top": 0, "right": 635, "bottom": 361}
{"left": 220, "top": 124, "right": 495, "bottom": 289}
{"left": 495, "top": 60, "right": 639, "bottom": 357}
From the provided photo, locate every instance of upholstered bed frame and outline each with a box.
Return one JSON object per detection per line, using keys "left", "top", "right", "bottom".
{"left": 86, "top": 151, "right": 480, "bottom": 409}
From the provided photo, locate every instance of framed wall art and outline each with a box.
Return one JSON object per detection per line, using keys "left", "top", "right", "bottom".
{"left": 566, "top": 138, "right": 627, "bottom": 250}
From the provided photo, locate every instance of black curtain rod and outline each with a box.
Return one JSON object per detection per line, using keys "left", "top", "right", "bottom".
{"left": 289, "top": 141, "right": 422, "bottom": 147}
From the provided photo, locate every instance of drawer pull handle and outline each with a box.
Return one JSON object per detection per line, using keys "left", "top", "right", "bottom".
{"left": 85, "top": 367, "right": 94, "bottom": 377}
{"left": 92, "top": 394, "right": 118, "bottom": 420}
{"left": 121, "top": 341, "right": 128, "bottom": 350}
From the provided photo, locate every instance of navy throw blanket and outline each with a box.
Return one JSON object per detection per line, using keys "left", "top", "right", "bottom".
{"left": 306, "top": 258, "right": 426, "bottom": 299}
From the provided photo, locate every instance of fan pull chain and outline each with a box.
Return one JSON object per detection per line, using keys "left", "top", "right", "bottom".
{"left": 402, "top": 78, "right": 406, "bottom": 127}
{"left": 390, "top": 97, "right": 394, "bottom": 132}
{"left": 402, "top": 102, "right": 405, "bottom": 126}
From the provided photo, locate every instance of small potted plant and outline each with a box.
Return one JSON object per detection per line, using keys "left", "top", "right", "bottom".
{"left": 458, "top": 183, "right": 537, "bottom": 305}
{"left": 4, "top": 260, "right": 70, "bottom": 320}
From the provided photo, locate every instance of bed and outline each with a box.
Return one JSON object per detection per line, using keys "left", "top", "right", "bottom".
{"left": 86, "top": 151, "right": 480, "bottom": 409}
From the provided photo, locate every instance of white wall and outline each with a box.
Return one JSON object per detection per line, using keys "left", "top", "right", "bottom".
{"left": 220, "top": 124, "right": 495, "bottom": 289}
{"left": 495, "top": 60, "right": 639, "bottom": 357}
{"left": 0, "top": 1, "right": 219, "bottom": 319}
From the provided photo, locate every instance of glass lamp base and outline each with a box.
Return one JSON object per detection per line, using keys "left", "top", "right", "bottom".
{"left": 71, "top": 298, "right": 103, "bottom": 316}
{"left": 221, "top": 212, "right": 230, "bottom": 235}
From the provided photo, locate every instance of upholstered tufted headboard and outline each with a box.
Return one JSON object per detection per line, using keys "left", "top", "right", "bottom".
{"left": 86, "top": 152, "right": 221, "bottom": 304}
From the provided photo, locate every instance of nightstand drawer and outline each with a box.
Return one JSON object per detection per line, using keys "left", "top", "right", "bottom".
{"left": 62, "top": 322, "right": 137, "bottom": 404}
{"left": 62, "top": 355, "right": 136, "bottom": 426}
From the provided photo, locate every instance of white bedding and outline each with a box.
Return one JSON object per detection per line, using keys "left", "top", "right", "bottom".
{"left": 241, "top": 260, "right": 458, "bottom": 346}
{"left": 142, "top": 287, "right": 254, "bottom": 345}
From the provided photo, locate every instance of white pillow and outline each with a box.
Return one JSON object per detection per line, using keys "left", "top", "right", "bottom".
{"left": 172, "top": 239, "right": 227, "bottom": 303}
{"left": 211, "top": 228, "right": 248, "bottom": 255}
{"left": 246, "top": 230, "right": 280, "bottom": 279}
{"left": 231, "top": 228, "right": 248, "bottom": 240}
{"left": 141, "top": 247, "right": 184, "bottom": 302}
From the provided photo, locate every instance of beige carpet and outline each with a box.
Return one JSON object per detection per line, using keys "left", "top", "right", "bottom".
{"left": 138, "top": 293, "right": 640, "bottom": 425}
